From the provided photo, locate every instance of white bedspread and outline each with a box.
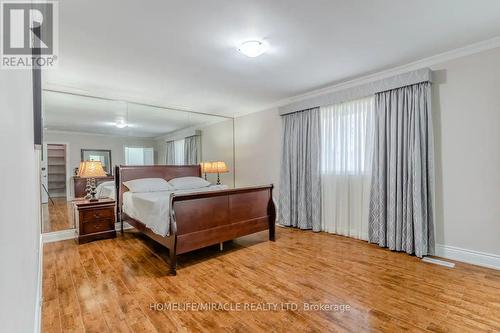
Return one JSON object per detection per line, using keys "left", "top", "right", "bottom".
{"left": 123, "top": 185, "right": 228, "bottom": 236}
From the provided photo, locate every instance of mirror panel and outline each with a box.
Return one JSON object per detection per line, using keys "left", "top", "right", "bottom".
{"left": 41, "top": 91, "right": 234, "bottom": 233}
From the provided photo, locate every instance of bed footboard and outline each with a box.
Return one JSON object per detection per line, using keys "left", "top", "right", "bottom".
{"left": 168, "top": 185, "right": 276, "bottom": 274}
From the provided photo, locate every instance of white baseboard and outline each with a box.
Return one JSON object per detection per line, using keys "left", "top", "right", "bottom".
{"left": 435, "top": 244, "right": 500, "bottom": 270}
{"left": 42, "top": 223, "right": 133, "bottom": 243}
{"left": 34, "top": 234, "right": 43, "bottom": 333}
{"left": 116, "top": 222, "right": 134, "bottom": 231}
{"left": 422, "top": 256, "right": 455, "bottom": 268}
{"left": 42, "top": 229, "right": 77, "bottom": 243}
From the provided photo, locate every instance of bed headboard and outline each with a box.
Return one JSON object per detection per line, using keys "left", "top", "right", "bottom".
{"left": 115, "top": 165, "right": 201, "bottom": 220}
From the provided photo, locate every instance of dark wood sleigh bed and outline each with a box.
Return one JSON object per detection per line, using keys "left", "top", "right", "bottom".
{"left": 115, "top": 165, "right": 276, "bottom": 275}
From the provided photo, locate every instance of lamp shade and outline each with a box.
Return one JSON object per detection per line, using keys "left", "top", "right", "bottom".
{"left": 78, "top": 161, "right": 107, "bottom": 178}
{"left": 200, "top": 162, "right": 213, "bottom": 173}
{"left": 212, "top": 161, "right": 228, "bottom": 173}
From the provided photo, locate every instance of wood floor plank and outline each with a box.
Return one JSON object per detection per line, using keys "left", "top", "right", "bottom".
{"left": 42, "top": 228, "right": 500, "bottom": 333}
{"left": 94, "top": 238, "right": 180, "bottom": 332}
{"left": 64, "top": 243, "right": 110, "bottom": 333}
{"left": 54, "top": 242, "right": 85, "bottom": 332}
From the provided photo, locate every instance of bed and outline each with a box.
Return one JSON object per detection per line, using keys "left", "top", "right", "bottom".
{"left": 115, "top": 165, "right": 276, "bottom": 275}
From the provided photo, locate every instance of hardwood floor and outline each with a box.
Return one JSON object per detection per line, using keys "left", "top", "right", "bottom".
{"left": 42, "top": 197, "right": 74, "bottom": 233}
{"left": 42, "top": 227, "right": 500, "bottom": 333}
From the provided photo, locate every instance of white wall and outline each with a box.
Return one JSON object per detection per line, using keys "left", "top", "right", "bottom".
{"left": 234, "top": 108, "right": 281, "bottom": 201}
{"left": 0, "top": 71, "right": 41, "bottom": 331}
{"left": 234, "top": 47, "right": 500, "bottom": 259}
{"left": 44, "top": 131, "right": 156, "bottom": 198}
{"left": 201, "top": 119, "right": 235, "bottom": 187}
{"left": 431, "top": 47, "right": 500, "bottom": 256}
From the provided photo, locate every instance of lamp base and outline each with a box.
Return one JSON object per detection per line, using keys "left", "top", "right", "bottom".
{"left": 85, "top": 178, "right": 98, "bottom": 201}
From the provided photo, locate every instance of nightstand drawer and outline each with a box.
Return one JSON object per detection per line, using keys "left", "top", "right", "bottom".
{"left": 81, "top": 207, "right": 114, "bottom": 222}
{"left": 82, "top": 218, "right": 114, "bottom": 234}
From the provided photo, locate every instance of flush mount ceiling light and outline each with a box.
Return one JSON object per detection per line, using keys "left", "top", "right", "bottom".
{"left": 238, "top": 40, "right": 266, "bottom": 57}
{"left": 114, "top": 119, "right": 128, "bottom": 128}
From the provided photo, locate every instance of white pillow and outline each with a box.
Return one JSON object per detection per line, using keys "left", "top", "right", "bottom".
{"left": 168, "top": 176, "right": 210, "bottom": 190}
{"left": 123, "top": 178, "right": 173, "bottom": 193}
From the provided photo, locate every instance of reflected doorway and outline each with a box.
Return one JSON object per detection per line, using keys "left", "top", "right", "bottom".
{"left": 41, "top": 143, "right": 74, "bottom": 232}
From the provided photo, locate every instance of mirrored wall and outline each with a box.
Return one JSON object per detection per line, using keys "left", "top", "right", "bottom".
{"left": 41, "top": 90, "right": 235, "bottom": 233}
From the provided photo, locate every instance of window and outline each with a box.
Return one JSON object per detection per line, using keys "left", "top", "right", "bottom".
{"left": 88, "top": 154, "right": 103, "bottom": 163}
{"left": 124, "top": 146, "right": 154, "bottom": 165}
{"left": 320, "top": 96, "right": 374, "bottom": 175}
{"left": 319, "top": 96, "right": 375, "bottom": 240}
{"left": 174, "top": 139, "right": 185, "bottom": 165}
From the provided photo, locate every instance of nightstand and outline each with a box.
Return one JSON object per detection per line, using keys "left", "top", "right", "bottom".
{"left": 73, "top": 198, "right": 116, "bottom": 244}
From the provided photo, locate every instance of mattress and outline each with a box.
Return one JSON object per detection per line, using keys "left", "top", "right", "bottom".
{"left": 122, "top": 185, "right": 228, "bottom": 237}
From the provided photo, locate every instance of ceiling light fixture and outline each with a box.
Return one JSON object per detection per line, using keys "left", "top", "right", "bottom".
{"left": 115, "top": 119, "right": 128, "bottom": 128}
{"left": 238, "top": 40, "right": 266, "bottom": 57}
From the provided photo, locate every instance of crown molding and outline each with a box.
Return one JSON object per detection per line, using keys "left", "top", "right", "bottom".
{"left": 44, "top": 129, "right": 157, "bottom": 139}
{"left": 42, "top": 84, "right": 234, "bottom": 119}
{"left": 243, "top": 36, "right": 500, "bottom": 117}
{"left": 42, "top": 84, "right": 195, "bottom": 113}
{"left": 44, "top": 36, "right": 500, "bottom": 119}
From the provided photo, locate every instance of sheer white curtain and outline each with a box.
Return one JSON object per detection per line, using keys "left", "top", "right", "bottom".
{"left": 174, "top": 139, "right": 185, "bottom": 165}
{"left": 320, "top": 96, "right": 374, "bottom": 240}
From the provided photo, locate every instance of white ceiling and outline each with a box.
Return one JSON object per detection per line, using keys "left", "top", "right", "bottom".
{"left": 45, "top": 0, "right": 500, "bottom": 117}
{"left": 43, "top": 91, "right": 227, "bottom": 137}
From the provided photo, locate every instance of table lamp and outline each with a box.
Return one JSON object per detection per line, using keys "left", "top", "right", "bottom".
{"left": 212, "top": 161, "right": 228, "bottom": 185}
{"left": 200, "top": 162, "right": 213, "bottom": 180}
{"left": 78, "top": 161, "right": 106, "bottom": 201}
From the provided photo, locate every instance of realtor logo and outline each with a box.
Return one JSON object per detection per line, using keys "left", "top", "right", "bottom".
{"left": 1, "top": 1, "right": 58, "bottom": 69}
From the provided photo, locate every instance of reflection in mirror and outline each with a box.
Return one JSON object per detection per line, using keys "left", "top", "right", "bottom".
{"left": 40, "top": 90, "right": 234, "bottom": 234}
{"left": 81, "top": 149, "right": 112, "bottom": 175}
